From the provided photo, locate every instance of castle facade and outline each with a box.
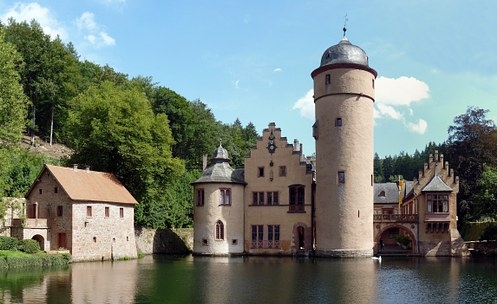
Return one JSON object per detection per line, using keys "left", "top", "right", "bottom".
{"left": 192, "top": 33, "right": 469, "bottom": 257}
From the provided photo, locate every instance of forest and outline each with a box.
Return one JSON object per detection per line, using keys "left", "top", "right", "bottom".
{"left": 1, "top": 19, "right": 496, "bottom": 230}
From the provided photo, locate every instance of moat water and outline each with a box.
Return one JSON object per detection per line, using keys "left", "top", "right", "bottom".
{"left": 0, "top": 255, "right": 496, "bottom": 304}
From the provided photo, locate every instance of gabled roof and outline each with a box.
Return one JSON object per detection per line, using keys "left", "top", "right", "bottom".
{"left": 374, "top": 183, "right": 400, "bottom": 204}
{"left": 422, "top": 174, "right": 453, "bottom": 192}
{"left": 374, "top": 181, "right": 414, "bottom": 204}
{"left": 26, "top": 165, "right": 138, "bottom": 205}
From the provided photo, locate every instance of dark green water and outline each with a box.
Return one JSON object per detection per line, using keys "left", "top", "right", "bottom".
{"left": 0, "top": 255, "right": 495, "bottom": 303}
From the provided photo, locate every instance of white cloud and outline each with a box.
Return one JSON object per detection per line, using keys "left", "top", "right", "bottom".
{"left": 292, "top": 75, "right": 430, "bottom": 135}
{"left": 76, "top": 12, "right": 97, "bottom": 31}
{"left": 292, "top": 89, "right": 314, "bottom": 120}
{"left": 233, "top": 80, "right": 240, "bottom": 89}
{"left": 376, "top": 103, "right": 402, "bottom": 120}
{"left": 273, "top": 67, "right": 282, "bottom": 73}
{"left": 75, "top": 12, "right": 115, "bottom": 48}
{"left": 407, "top": 119, "right": 428, "bottom": 134}
{"left": 376, "top": 76, "right": 429, "bottom": 106}
{"left": 1, "top": 2, "right": 68, "bottom": 40}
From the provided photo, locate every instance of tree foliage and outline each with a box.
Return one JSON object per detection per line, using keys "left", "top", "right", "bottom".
{"left": 2, "top": 19, "right": 83, "bottom": 142}
{"left": 64, "top": 81, "right": 185, "bottom": 228}
{"left": 473, "top": 165, "right": 497, "bottom": 219}
{"left": 446, "top": 107, "right": 497, "bottom": 204}
{"left": 0, "top": 27, "right": 29, "bottom": 144}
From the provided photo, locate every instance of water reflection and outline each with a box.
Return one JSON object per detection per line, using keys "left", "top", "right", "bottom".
{"left": 0, "top": 256, "right": 495, "bottom": 303}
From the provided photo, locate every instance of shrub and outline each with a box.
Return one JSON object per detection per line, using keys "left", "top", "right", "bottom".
{"left": 0, "top": 236, "right": 18, "bottom": 251}
{"left": 17, "top": 239, "right": 40, "bottom": 254}
{"left": 481, "top": 223, "right": 497, "bottom": 241}
{"left": 394, "top": 234, "right": 411, "bottom": 247}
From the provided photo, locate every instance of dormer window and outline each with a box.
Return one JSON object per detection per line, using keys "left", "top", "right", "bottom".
{"left": 379, "top": 190, "right": 386, "bottom": 197}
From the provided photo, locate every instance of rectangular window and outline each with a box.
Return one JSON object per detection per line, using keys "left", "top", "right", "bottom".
{"left": 325, "top": 74, "right": 331, "bottom": 84}
{"left": 54, "top": 187, "right": 58, "bottom": 193}
{"left": 267, "top": 225, "right": 280, "bottom": 248}
{"left": 338, "top": 171, "right": 345, "bottom": 183}
{"left": 289, "top": 185, "right": 305, "bottom": 212}
{"left": 251, "top": 225, "right": 264, "bottom": 248}
{"left": 120, "top": 207, "right": 124, "bottom": 218}
{"left": 427, "top": 193, "right": 449, "bottom": 213}
{"left": 267, "top": 191, "right": 279, "bottom": 205}
{"left": 312, "top": 121, "right": 319, "bottom": 140}
{"left": 196, "top": 188, "right": 205, "bottom": 206}
{"left": 252, "top": 192, "right": 264, "bottom": 205}
{"left": 39, "top": 189, "right": 43, "bottom": 195}
{"left": 220, "top": 188, "right": 231, "bottom": 205}
{"left": 57, "top": 205, "right": 63, "bottom": 217}
{"left": 335, "top": 117, "right": 342, "bottom": 127}
{"left": 86, "top": 206, "right": 92, "bottom": 217}
{"left": 279, "top": 166, "right": 287, "bottom": 177}
{"left": 258, "top": 167, "right": 265, "bottom": 177}
{"left": 105, "top": 207, "right": 110, "bottom": 218}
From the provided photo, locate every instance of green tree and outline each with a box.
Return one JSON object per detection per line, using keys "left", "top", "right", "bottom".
{"left": 2, "top": 19, "right": 81, "bottom": 142}
{"left": 374, "top": 153, "right": 385, "bottom": 183}
{"left": 64, "top": 81, "right": 184, "bottom": 228}
{"left": 473, "top": 165, "right": 497, "bottom": 219}
{"left": 446, "top": 107, "right": 497, "bottom": 223}
{"left": 0, "top": 27, "right": 29, "bottom": 144}
{"left": 446, "top": 107, "right": 497, "bottom": 198}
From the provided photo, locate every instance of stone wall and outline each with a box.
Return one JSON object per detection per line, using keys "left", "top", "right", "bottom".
{"left": 135, "top": 227, "right": 193, "bottom": 255}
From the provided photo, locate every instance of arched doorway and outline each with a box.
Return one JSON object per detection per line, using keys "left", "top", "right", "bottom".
{"left": 32, "top": 234, "right": 45, "bottom": 252}
{"left": 297, "top": 226, "right": 305, "bottom": 250}
{"left": 376, "top": 226, "right": 416, "bottom": 255}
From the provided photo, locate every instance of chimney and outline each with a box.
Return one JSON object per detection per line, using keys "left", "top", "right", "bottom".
{"left": 293, "top": 139, "right": 300, "bottom": 151}
{"left": 73, "top": 164, "right": 78, "bottom": 172}
{"left": 85, "top": 166, "right": 90, "bottom": 173}
{"left": 202, "top": 154, "right": 208, "bottom": 170}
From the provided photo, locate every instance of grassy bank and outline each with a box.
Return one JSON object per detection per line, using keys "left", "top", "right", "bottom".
{"left": 0, "top": 250, "right": 71, "bottom": 270}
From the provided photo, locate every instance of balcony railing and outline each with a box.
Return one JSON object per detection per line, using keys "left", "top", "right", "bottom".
{"left": 288, "top": 204, "right": 305, "bottom": 213}
{"left": 12, "top": 218, "right": 48, "bottom": 228}
{"left": 373, "top": 214, "right": 418, "bottom": 223}
{"left": 251, "top": 240, "right": 281, "bottom": 249}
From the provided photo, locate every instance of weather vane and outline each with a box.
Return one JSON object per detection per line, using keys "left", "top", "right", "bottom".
{"left": 343, "top": 13, "right": 348, "bottom": 37}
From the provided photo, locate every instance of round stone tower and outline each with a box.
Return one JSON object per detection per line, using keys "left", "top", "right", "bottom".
{"left": 311, "top": 30, "right": 377, "bottom": 257}
{"left": 192, "top": 144, "right": 245, "bottom": 255}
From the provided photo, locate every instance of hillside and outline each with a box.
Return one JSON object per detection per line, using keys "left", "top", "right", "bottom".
{"left": 21, "top": 135, "right": 73, "bottom": 160}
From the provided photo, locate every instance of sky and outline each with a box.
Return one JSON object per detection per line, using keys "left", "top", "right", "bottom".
{"left": 1, "top": 0, "right": 497, "bottom": 158}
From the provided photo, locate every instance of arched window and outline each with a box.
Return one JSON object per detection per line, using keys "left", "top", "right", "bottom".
{"left": 215, "top": 220, "right": 224, "bottom": 240}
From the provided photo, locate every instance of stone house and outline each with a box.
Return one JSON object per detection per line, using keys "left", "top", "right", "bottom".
{"left": 14, "top": 164, "right": 138, "bottom": 262}
{"left": 373, "top": 151, "right": 469, "bottom": 256}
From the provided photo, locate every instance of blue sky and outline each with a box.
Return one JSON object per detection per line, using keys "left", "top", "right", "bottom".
{"left": 1, "top": 0, "right": 497, "bottom": 157}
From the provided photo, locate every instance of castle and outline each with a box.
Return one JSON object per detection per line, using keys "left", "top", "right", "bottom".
{"left": 192, "top": 31, "right": 469, "bottom": 257}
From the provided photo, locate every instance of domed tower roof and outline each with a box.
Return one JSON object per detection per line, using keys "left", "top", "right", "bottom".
{"left": 312, "top": 27, "right": 377, "bottom": 78}
{"left": 192, "top": 144, "right": 245, "bottom": 184}
{"left": 211, "top": 143, "right": 230, "bottom": 163}
{"left": 320, "top": 36, "right": 369, "bottom": 67}
{"left": 320, "top": 27, "right": 370, "bottom": 67}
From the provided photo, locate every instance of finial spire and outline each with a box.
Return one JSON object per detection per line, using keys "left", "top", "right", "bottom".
{"left": 343, "top": 13, "right": 348, "bottom": 38}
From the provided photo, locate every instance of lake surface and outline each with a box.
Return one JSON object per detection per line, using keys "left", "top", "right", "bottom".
{"left": 0, "top": 255, "right": 496, "bottom": 304}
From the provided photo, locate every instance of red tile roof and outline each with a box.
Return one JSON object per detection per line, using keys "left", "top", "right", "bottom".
{"left": 30, "top": 165, "right": 138, "bottom": 205}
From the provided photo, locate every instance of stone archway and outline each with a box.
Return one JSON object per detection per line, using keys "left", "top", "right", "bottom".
{"left": 293, "top": 223, "right": 310, "bottom": 253}
{"left": 32, "top": 234, "right": 45, "bottom": 252}
{"left": 375, "top": 225, "right": 416, "bottom": 255}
